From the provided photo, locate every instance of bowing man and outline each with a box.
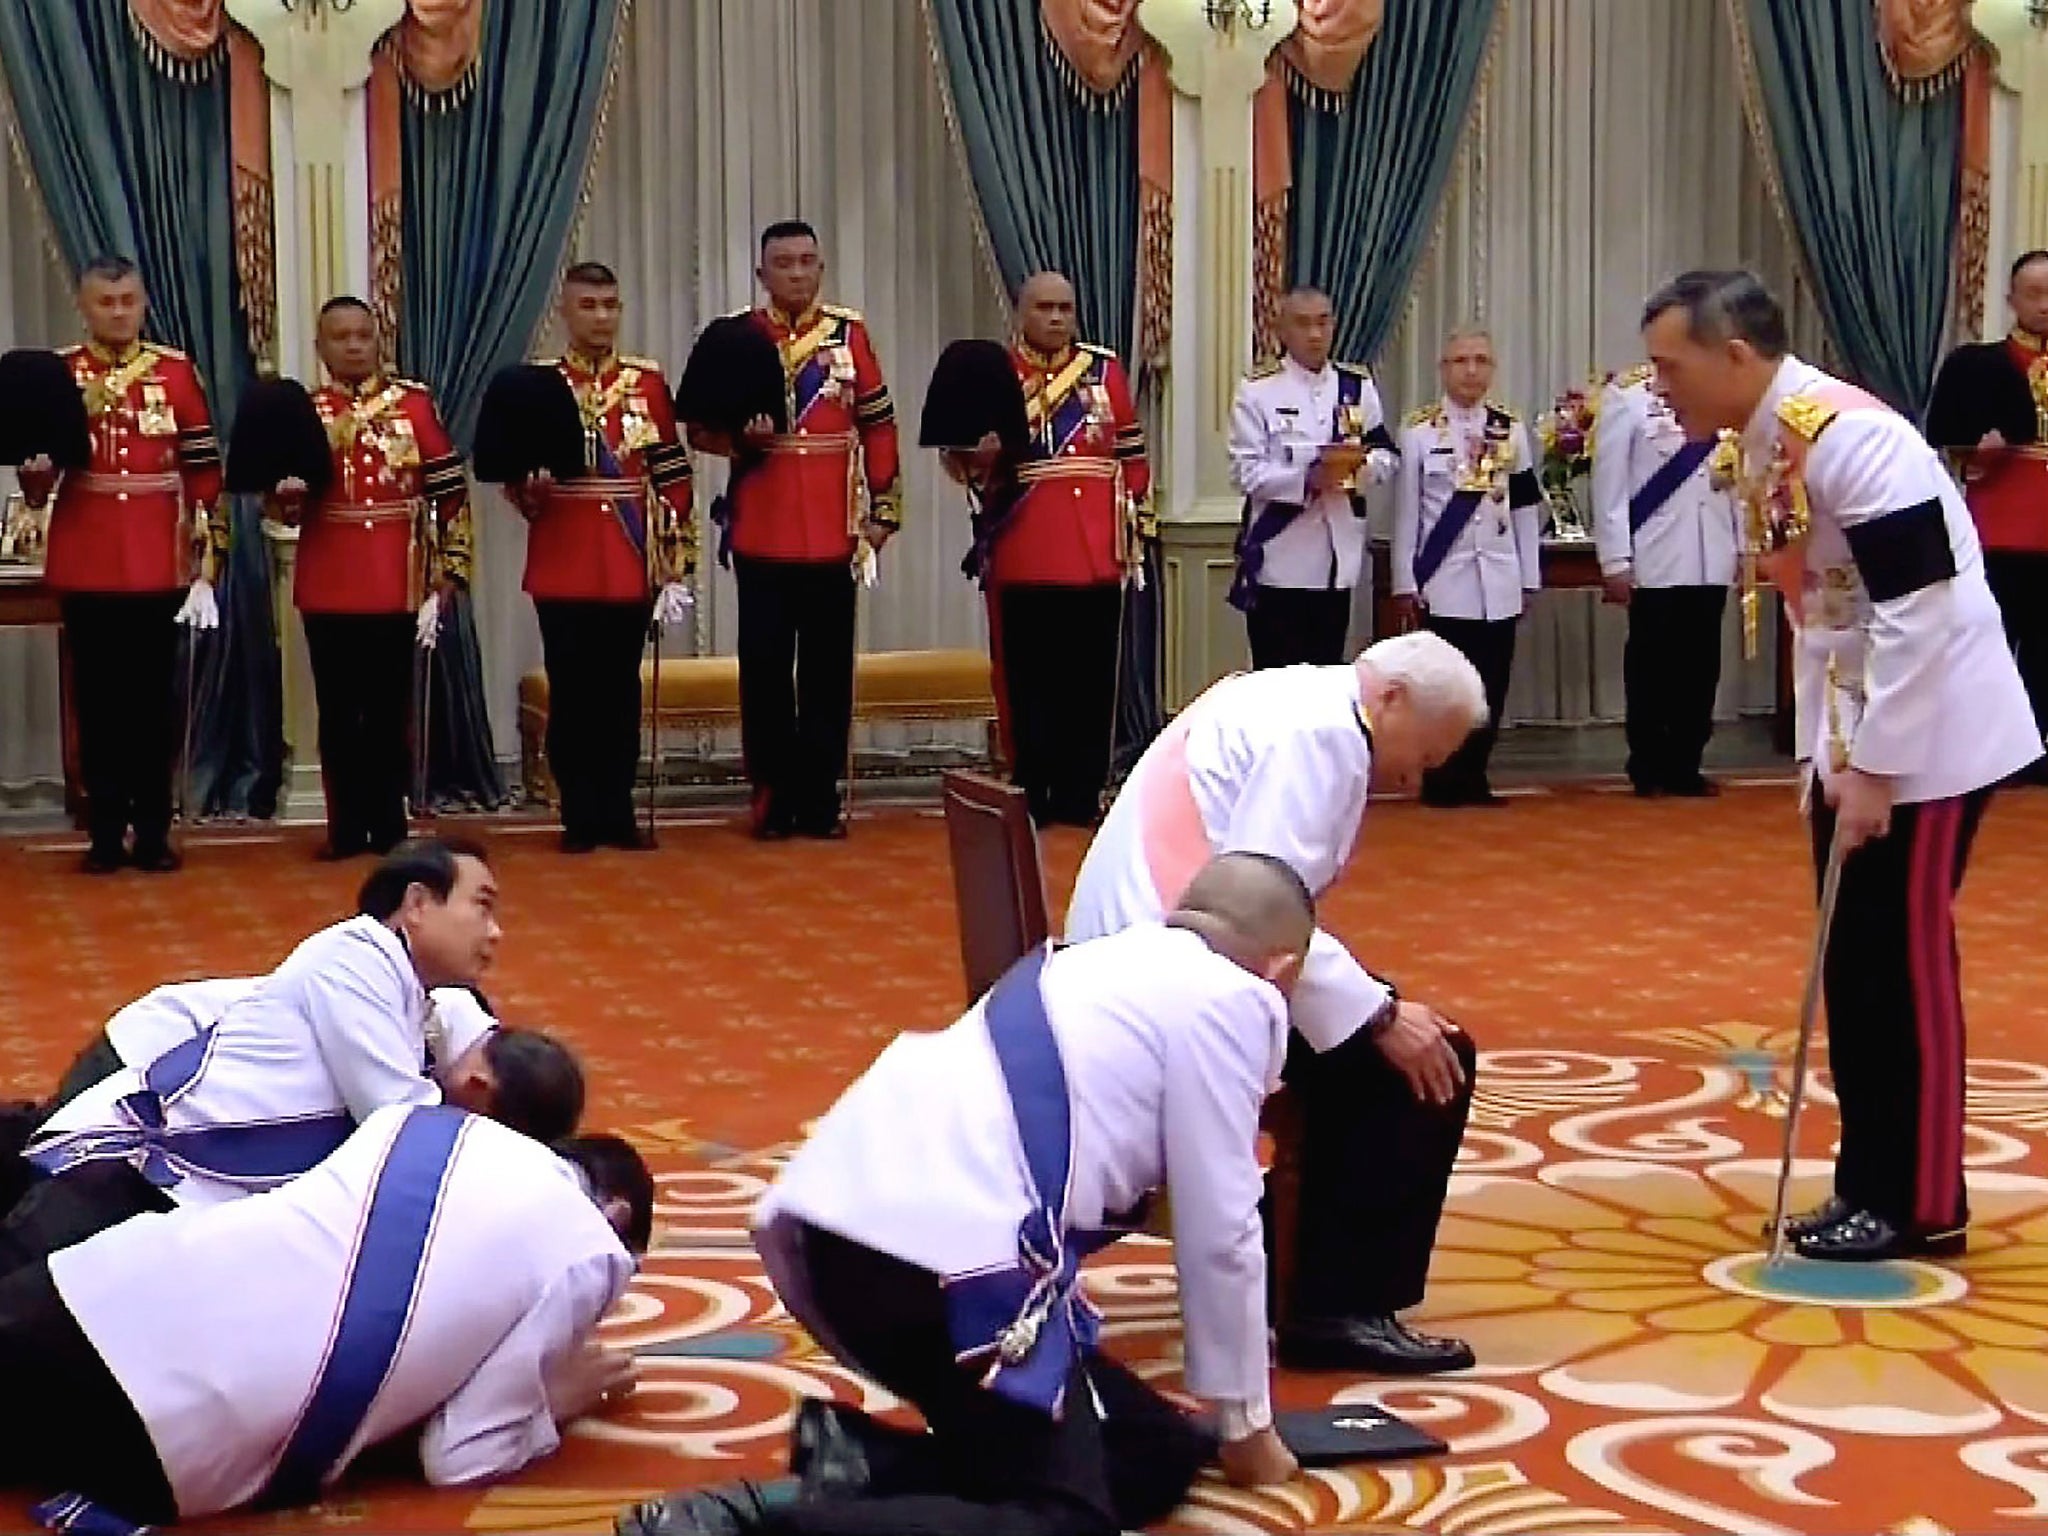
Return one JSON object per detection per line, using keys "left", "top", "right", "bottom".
{"left": 0, "top": 1105, "right": 650, "bottom": 1527}
{"left": 621, "top": 854, "right": 1320, "bottom": 1536}
{"left": 1066, "top": 631, "right": 1487, "bottom": 1375}
{"left": 0, "top": 836, "right": 539, "bottom": 1274}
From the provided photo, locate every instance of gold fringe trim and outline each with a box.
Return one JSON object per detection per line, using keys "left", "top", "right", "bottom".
{"left": 0, "top": 43, "right": 73, "bottom": 278}
{"left": 1392, "top": 0, "right": 1506, "bottom": 353}
{"left": 919, "top": 0, "right": 1017, "bottom": 329}
{"left": 372, "top": 192, "right": 404, "bottom": 369}
{"left": 125, "top": 9, "right": 226, "bottom": 83}
{"left": 1721, "top": 0, "right": 1832, "bottom": 329}
{"left": 1279, "top": 54, "right": 1346, "bottom": 114}
{"left": 232, "top": 167, "right": 277, "bottom": 368}
{"left": 1037, "top": 7, "right": 1140, "bottom": 108}
{"left": 1954, "top": 163, "right": 1991, "bottom": 341}
{"left": 1138, "top": 178, "right": 1172, "bottom": 375}
{"left": 1873, "top": 1, "right": 1976, "bottom": 100}
{"left": 402, "top": 57, "right": 482, "bottom": 114}
{"left": 537, "top": 0, "right": 637, "bottom": 355}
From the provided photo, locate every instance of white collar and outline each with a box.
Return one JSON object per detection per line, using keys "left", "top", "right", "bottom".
{"left": 1443, "top": 394, "right": 1487, "bottom": 421}
{"left": 1283, "top": 355, "right": 1334, "bottom": 389}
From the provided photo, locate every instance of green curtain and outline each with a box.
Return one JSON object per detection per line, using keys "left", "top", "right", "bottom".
{"left": 925, "top": 0, "right": 1157, "bottom": 765}
{"left": 1288, "top": 0, "right": 1500, "bottom": 365}
{"left": 0, "top": 0, "right": 283, "bottom": 820}
{"left": 399, "top": 0, "right": 626, "bottom": 809}
{"left": 1737, "top": 0, "right": 1960, "bottom": 417}
{"left": 924, "top": 0, "right": 1139, "bottom": 360}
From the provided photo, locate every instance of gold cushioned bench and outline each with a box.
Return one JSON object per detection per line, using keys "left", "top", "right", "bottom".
{"left": 518, "top": 648, "right": 997, "bottom": 804}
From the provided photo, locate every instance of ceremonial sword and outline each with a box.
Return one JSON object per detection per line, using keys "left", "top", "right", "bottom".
{"left": 1766, "top": 820, "right": 1849, "bottom": 1267}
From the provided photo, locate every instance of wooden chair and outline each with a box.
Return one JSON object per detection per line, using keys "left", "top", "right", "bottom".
{"left": 938, "top": 769, "right": 1302, "bottom": 1328}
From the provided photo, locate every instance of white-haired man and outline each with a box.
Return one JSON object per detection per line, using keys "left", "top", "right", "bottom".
{"left": 1066, "top": 632, "right": 1488, "bottom": 1374}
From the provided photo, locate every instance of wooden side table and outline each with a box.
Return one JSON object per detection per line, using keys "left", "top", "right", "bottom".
{"left": 0, "top": 563, "right": 85, "bottom": 826}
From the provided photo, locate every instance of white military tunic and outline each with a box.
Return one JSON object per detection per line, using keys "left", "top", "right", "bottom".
{"left": 1227, "top": 357, "right": 1396, "bottom": 593}
{"left": 1591, "top": 367, "right": 1738, "bottom": 587}
{"left": 1391, "top": 397, "right": 1542, "bottom": 620}
{"left": 33, "top": 916, "right": 442, "bottom": 1206}
{"left": 758, "top": 925, "right": 1283, "bottom": 1418}
{"left": 1065, "top": 663, "right": 1388, "bottom": 1055}
{"left": 50, "top": 1106, "right": 632, "bottom": 1518}
{"left": 102, "top": 978, "right": 497, "bottom": 1074}
{"left": 1749, "top": 356, "right": 2043, "bottom": 801}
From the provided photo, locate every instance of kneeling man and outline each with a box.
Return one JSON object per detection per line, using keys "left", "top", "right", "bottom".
{"left": 622, "top": 853, "right": 1316, "bottom": 1536}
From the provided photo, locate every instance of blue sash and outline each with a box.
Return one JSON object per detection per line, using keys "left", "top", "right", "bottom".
{"left": 1229, "top": 370, "right": 1378, "bottom": 611}
{"left": 1412, "top": 488, "right": 1486, "bottom": 588}
{"left": 1627, "top": 439, "right": 1714, "bottom": 534}
{"left": 590, "top": 430, "right": 647, "bottom": 558}
{"left": 259, "top": 1106, "right": 469, "bottom": 1508}
{"left": 960, "top": 475, "right": 1026, "bottom": 586}
{"left": 941, "top": 946, "right": 1129, "bottom": 1417}
{"left": 964, "top": 355, "right": 1105, "bottom": 586}
{"left": 26, "top": 1028, "right": 353, "bottom": 1192}
{"left": 709, "top": 451, "right": 768, "bottom": 570}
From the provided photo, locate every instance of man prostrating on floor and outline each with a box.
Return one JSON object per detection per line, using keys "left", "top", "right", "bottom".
{"left": 620, "top": 854, "right": 1318, "bottom": 1536}
{"left": 0, "top": 1105, "right": 651, "bottom": 1527}
{"left": 1067, "top": 631, "right": 1487, "bottom": 1373}
{"left": 0, "top": 836, "right": 586, "bottom": 1274}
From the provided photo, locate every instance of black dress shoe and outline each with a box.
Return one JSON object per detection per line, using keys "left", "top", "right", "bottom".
{"left": 790, "top": 1398, "right": 871, "bottom": 1499}
{"left": 1793, "top": 1207, "right": 1967, "bottom": 1262}
{"left": 1630, "top": 782, "right": 1666, "bottom": 799}
{"left": 604, "top": 826, "right": 659, "bottom": 852}
{"left": 1772, "top": 1194, "right": 1853, "bottom": 1241}
{"left": 794, "top": 815, "right": 848, "bottom": 841}
{"left": 615, "top": 1479, "right": 793, "bottom": 1536}
{"left": 1664, "top": 776, "right": 1720, "bottom": 798}
{"left": 130, "top": 843, "right": 182, "bottom": 874}
{"left": 560, "top": 830, "right": 600, "bottom": 855}
{"left": 79, "top": 845, "right": 124, "bottom": 876}
{"left": 1277, "top": 1314, "right": 1475, "bottom": 1375}
{"left": 314, "top": 840, "right": 368, "bottom": 863}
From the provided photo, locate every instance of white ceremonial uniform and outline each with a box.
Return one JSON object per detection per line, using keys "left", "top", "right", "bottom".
{"left": 33, "top": 915, "right": 441, "bottom": 1207}
{"left": 1592, "top": 367, "right": 1738, "bottom": 586}
{"left": 1228, "top": 357, "right": 1397, "bottom": 593}
{"left": 104, "top": 978, "right": 495, "bottom": 1073}
{"left": 1748, "top": 357, "right": 2043, "bottom": 799}
{"left": 1391, "top": 397, "right": 1542, "bottom": 619}
{"left": 1065, "top": 664, "right": 1385, "bottom": 1054}
{"left": 48, "top": 1106, "right": 633, "bottom": 1518}
{"left": 758, "top": 925, "right": 1284, "bottom": 1422}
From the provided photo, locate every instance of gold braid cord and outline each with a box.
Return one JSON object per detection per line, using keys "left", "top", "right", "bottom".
{"left": 1139, "top": 179, "right": 1172, "bottom": 374}
{"left": 371, "top": 193, "right": 404, "bottom": 364}
{"left": 233, "top": 169, "right": 277, "bottom": 366}
{"left": 1253, "top": 191, "right": 1288, "bottom": 365}
{"left": 1955, "top": 162, "right": 1990, "bottom": 340}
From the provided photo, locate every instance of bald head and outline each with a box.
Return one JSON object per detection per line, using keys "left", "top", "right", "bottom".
{"left": 1018, "top": 271, "right": 1078, "bottom": 354}
{"left": 1170, "top": 853, "right": 1315, "bottom": 992}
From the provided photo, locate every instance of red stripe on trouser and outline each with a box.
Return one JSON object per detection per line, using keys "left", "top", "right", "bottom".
{"left": 1906, "top": 799, "right": 1967, "bottom": 1228}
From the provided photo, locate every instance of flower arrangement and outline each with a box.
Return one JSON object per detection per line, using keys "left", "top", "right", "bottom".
{"left": 1536, "top": 374, "right": 1609, "bottom": 537}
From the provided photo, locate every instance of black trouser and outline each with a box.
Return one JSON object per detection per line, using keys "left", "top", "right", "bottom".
{"left": 734, "top": 556, "right": 857, "bottom": 830}
{"left": 0, "top": 1036, "right": 122, "bottom": 1225}
{"left": 1422, "top": 614, "right": 1517, "bottom": 802}
{"left": 1623, "top": 585, "right": 1728, "bottom": 792}
{"left": 1245, "top": 586, "right": 1352, "bottom": 670}
{"left": 0, "top": 1158, "right": 172, "bottom": 1281}
{"left": 1281, "top": 1025, "right": 1475, "bottom": 1319}
{"left": 992, "top": 583, "right": 1122, "bottom": 827}
{"left": 48, "top": 1033, "right": 123, "bottom": 1113}
{"left": 62, "top": 592, "right": 183, "bottom": 858}
{"left": 767, "top": 1222, "right": 1213, "bottom": 1536}
{"left": 1985, "top": 551, "right": 2048, "bottom": 783}
{"left": 303, "top": 611, "right": 414, "bottom": 854}
{"left": 535, "top": 598, "right": 651, "bottom": 842}
{"left": 1811, "top": 788, "right": 1992, "bottom": 1234}
{"left": 0, "top": 1259, "right": 177, "bottom": 1524}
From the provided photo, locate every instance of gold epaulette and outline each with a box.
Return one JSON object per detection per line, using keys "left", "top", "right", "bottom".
{"left": 1244, "top": 360, "right": 1281, "bottom": 382}
{"left": 1077, "top": 341, "right": 1114, "bottom": 358}
{"left": 143, "top": 341, "right": 187, "bottom": 361}
{"left": 620, "top": 354, "right": 661, "bottom": 372}
{"left": 1777, "top": 393, "right": 1839, "bottom": 443}
{"left": 1335, "top": 360, "right": 1372, "bottom": 379}
{"left": 821, "top": 303, "right": 863, "bottom": 323}
{"left": 1403, "top": 404, "right": 1444, "bottom": 429}
{"left": 392, "top": 375, "right": 430, "bottom": 393}
{"left": 1616, "top": 362, "right": 1654, "bottom": 389}
{"left": 1486, "top": 398, "right": 1519, "bottom": 421}
{"left": 57, "top": 342, "right": 81, "bottom": 357}
{"left": 531, "top": 356, "right": 560, "bottom": 367}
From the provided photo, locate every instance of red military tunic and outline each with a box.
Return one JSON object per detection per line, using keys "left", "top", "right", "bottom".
{"left": 297, "top": 376, "right": 471, "bottom": 615}
{"left": 43, "top": 341, "right": 223, "bottom": 593}
{"left": 990, "top": 341, "right": 1151, "bottom": 588}
{"left": 522, "top": 349, "right": 695, "bottom": 602}
{"left": 1961, "top": 330, "right": 2048, "bottom": 555}
{"left": 728, "top": 304, "right": 902, "bottom": 563}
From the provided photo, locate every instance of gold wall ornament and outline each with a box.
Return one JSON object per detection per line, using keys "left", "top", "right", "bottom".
{"left": 1878, "top": 0, "right": 1980, "bottom": 92}
{"left": 127, "top": 0, "right": 228, "bottom": 74}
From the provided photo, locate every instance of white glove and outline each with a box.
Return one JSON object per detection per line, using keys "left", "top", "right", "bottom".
{"left": 175, "top": 577, "right": 219, "bottom": 631}
{"left": 853, "top": 542, "right": 879, "bottom": 589}
{"left": 416, "top": 591, "right": 442, "bottom": 650}
{"left": 653, "top": 581, "right": 694, "bottom": 630}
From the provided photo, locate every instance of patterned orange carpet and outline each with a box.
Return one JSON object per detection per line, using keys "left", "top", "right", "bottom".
{"left": 4, "top": 782, "right": 2048, "bottom": 1535}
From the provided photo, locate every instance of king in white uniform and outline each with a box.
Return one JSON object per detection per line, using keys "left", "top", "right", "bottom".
{"left": 1226, "top": 286, "right": 1398, "bottom": 670}
{"left": 0, "top": 1106, "right": 645, "bottom": 1525}
{"left": 622, "top": 858, "right": 1319, "bottom": 1536}
{"left": 1591, "top": 363, "right": 1741, "bottom": 796}
{"left": 1390, "top": 328, "right": 1544, "bottom": 806}
{"left": 1065, "top": 633, "right": 1486, "bottom": 1375}
{"left": 1645, "top": 270, "right": 2044, "bottom": 1262}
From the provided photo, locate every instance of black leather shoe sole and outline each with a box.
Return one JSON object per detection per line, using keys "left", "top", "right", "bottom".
{"left": 1277, "top": 1331, "right": 1476, "bottom": 1376}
